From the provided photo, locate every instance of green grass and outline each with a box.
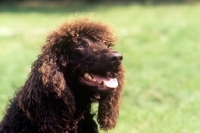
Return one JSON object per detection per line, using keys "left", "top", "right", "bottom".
{"left": 1, "top": 1, "right": 200, "bottom": 132}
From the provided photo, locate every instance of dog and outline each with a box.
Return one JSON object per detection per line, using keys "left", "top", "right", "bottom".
{"left": 0, "top": 17, "right": 124, "bottom": 133}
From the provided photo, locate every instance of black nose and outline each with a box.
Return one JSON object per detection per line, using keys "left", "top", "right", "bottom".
{"left": 109, "top": 52, "right": 123, "bottom": 64}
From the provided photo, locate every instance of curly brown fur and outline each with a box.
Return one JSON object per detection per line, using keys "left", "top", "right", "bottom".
{"left": 0, "top": 17, "right": 124, "bottom": 133}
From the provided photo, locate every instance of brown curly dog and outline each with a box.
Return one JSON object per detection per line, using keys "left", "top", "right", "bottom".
{"left": 0, "top": 17, "right": 124, "bottom": 133}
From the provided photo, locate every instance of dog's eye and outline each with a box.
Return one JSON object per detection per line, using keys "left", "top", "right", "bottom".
{"left": 103, "top": 41, "right": 111, "bottom": 48}
{"left": 103, "top": 41, "right": 108, "bottom": 45}
{"left": 107, "top": 44, "right": 113, "bottom": 48}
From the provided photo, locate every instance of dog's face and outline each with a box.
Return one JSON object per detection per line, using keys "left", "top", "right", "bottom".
{"left": 66, "top": 37, "right": 123, "bottom": 93}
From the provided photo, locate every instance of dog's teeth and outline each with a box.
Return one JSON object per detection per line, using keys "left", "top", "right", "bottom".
{"left": 84, "top": 73, "right": 90, "bottom": 78}
{"left": 88, "top": 76, "right": 93, "bottom": 81}
{"left": 92, "top": 78, "right": 96, "bottom": 82}
{"left": 100, "top": 81, "right": 105, "bottom": 87}
{"left": 84, "top": 73, "right": 95, "bottom": 82}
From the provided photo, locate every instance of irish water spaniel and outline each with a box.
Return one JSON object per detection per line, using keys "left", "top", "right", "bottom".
{"left": 0, "top": 17, "right": 124, "bottom": 133}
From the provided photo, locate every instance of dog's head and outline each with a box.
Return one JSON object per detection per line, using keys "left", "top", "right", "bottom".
{"left": 66, "top": 37, "right": 123, "bottom": 93}
{"left": 39, "top": 17, "right": 124, "bottom": 131}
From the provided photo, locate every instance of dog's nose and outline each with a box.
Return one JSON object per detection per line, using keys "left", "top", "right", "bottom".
{"left": 109, "top": 52, "right": 123, "bottom": 64}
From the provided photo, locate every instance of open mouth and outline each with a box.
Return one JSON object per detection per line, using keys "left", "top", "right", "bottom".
{"left": 79, "top": 72, "right": 118, "bottom": 92}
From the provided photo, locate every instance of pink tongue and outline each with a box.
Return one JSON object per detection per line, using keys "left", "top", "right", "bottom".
{"left": 90, "top": 73, "right": 118, "bottom": 88}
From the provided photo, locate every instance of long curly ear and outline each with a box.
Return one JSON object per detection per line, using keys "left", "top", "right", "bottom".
{"left": 39, "top": 53, "right": 67, "bottom": 96}
{"left": 97, "top": 67, "right": 125, "bottom": 131}
{"left": 17, "top": 44, "right": 75, "bottom": 132}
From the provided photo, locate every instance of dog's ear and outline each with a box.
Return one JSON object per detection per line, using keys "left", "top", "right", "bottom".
{"left": 17, "top": 43, "right": 76, "bottom": 132}
{"left": 97, "top": 67, "right": 125, "bottom": 131}
{"left": 39, "top": 53, "right": 67, "bottom": 96}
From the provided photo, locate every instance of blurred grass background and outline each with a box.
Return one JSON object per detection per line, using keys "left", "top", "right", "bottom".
{"left": 1, "top": 1, "right": 200, "bottom": 133}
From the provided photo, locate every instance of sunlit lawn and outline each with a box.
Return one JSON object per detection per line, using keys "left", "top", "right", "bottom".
{"left": 1, "top": 1, "right": 200, "bottom": 132}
